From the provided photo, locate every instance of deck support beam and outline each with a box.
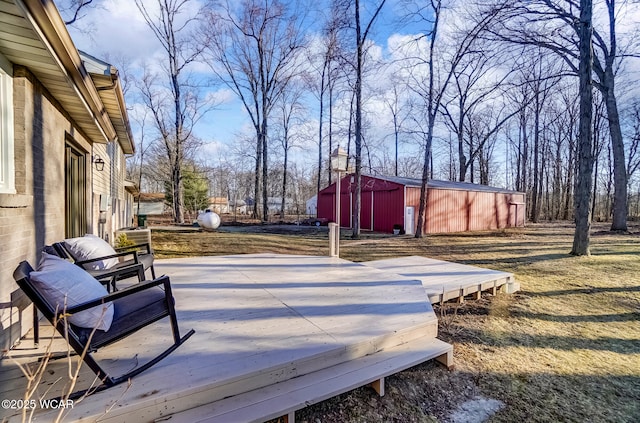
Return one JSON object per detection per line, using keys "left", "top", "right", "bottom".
{"left": 435, "top": 350, "right": 454, "bottom": 370}
{"left": 370, "top": 378, "right": 385, "bottom": 396}
{"left": 473, "top": 288, "right": 482, "bottom": 300}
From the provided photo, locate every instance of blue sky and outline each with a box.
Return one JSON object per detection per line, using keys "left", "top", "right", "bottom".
{"left": 61, "top": 0, "right": 640, "bottom": 190}
{"left": 63, "top": 0, "right": 429, "bottom": 167}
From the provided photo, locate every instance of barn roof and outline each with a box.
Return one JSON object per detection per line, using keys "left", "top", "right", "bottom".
{"left": 363, "top": 174, "right": 523, "bottom": 194}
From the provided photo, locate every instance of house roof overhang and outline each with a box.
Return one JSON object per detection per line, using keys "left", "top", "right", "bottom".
{"left": 124, "top": 180, "right": 139, "bottom": 196}
{"left": 0, "top": 0, "right": 134, "bottom": 152}
{"left": 80, "top": 51, "right": 135, "bottom": 154}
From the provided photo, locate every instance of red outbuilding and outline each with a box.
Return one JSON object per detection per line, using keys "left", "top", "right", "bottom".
{"left": 317, "top": 174, "right": 526, "bottom": 234}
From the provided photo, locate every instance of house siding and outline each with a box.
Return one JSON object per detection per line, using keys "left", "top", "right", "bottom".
{"left": 0, "top": 67, "right": 94, "bottom": 350}
{"left": 89, "top": 138, "right": 132, "bottom": 241}
{"left": 92, "top": 142, "right": 110, "bottom": 239}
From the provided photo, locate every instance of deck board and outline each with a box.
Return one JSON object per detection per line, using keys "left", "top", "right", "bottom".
{"left": 1, "top": 254, "right": 442, "bottom": 423}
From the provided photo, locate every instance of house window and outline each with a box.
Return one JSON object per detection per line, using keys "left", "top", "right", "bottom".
{"left": 0, "top": 52, "right": 14, "bottom": 194}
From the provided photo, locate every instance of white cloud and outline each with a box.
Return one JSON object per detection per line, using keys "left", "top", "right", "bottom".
{"left": 67, "top": 0, "right": 205, "bottom": 69}
{"left": 204, "top": 88, "right": 236, "bottom": 106}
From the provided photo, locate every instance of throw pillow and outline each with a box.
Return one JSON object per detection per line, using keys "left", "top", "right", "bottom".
{"left": 30, "top": 253, "right": 114, "bottom": 331}
{"left": 64, "top": 234, "right": 118, "bottom": 270}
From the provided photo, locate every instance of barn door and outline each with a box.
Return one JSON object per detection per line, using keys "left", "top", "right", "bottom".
{"left": 361, "top": 191, "right": 373, "bottom": 231}
{"left": 65, "top": 144, "right": 87, "bottom": 238}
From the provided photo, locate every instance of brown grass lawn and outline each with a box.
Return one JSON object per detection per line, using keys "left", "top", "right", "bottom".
{"left": 152, "top": 222, "right": 640, "bottom": 422}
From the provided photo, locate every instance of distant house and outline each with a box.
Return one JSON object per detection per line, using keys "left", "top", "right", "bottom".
{"left": 123, "top": 180, "right": 139, "bottom": 228}
{"left": 306, "top": 195, "right": 317, "bottom": 216}
{"left": 229, "top": 199, "right": 247, "bottom": 215}
{"left": 134, "top": 193, "right": 168, "bottom": 216}
{"left": 208, "top": 197, "right": 229, "bottom": 214}
{"left": 0, "top": 1, "right": 135, "bottom": 350}
{"left": 267, "top": 196, "right": 294, "bottom": 214}
{"left": 317, "top": 174, "right": 526, "bottom": 234}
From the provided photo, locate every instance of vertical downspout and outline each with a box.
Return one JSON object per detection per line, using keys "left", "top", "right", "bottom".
{"left": 90, "top": 144, "right": 95, "bottom": 235}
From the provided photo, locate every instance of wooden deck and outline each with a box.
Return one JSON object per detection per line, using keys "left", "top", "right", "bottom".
{"left": 364, "top": 255, "right": 520, "bottom": 304}
{"left": 1, "top": 254, "right": 454, "bottom": 423}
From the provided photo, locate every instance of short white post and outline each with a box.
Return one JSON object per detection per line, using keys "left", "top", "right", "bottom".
{"left": 329, "top": 223, "right": 338, "bottom": 257}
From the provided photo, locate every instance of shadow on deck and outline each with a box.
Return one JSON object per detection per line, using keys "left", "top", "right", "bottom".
{"left": 0, "top": 253, "right": 519, "bottom": 422}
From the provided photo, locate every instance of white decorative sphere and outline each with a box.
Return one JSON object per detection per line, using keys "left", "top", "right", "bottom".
{"left": 197, "top": 210, "right": 221, "bottom": 230}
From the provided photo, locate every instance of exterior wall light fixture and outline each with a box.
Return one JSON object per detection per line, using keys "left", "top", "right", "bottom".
{"left": 93, "top": 155, "right": 105, "bottom": 171}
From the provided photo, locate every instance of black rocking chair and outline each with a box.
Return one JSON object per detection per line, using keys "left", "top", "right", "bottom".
{"left": 35, "top": 245, "right": 147, "bottom": 347}
{"left": 13, "top": 261, "right": 195, "bottom": 399}
{"left": 45, "top": 244, "right": 147, "bottom": 293}
{"left": 52, "top": 241, "right": 157, "bottom": 282}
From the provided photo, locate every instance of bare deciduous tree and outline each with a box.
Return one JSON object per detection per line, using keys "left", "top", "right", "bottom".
{"left": 307, "top": 6, "right": 346, "bottom": 199}
{"left": 383, "top": 80, "right": 411, "bottom": 177}
{"left": 274, "top": 82, "right": 306, "bottom": 219}
{"left": 203, "top": 0, "right": 307, "bottom": 221}
{"left": 352, "top": 0, "right": 387, "bottom": 238}
{"left": 58, "top": 0, "right": 95, "bottom": 25}
{"left": 487, "top": 0, "right": 634, "bottom": 232}
{"left": 441, "top": 48, "right": 521, "bottom": 184}
{"left": 625, "top": 102, "right": 640, "bottom": 181}
{"left": 135, "top": 0, "right": 205, "bottom": 224}
{"left": 403, "top": 0, "right": 501, "bottom": 237}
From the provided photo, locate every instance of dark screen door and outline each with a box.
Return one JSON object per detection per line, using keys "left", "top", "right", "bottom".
{"left": 65, "top": 144, "right": 87, "bottom": 238}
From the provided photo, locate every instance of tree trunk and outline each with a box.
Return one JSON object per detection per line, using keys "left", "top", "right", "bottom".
{"left": 520, "top": 112, "right": 529, "bottom": 194}
{"left": 328, "top": 84, "right": 334, "bottom": 186}
{"left": 458, "top": 132, "right": 466, "bottom": 182}
{"left": 261, "top": 122, "right": 269, "bottom": 222}
{"left": 571, "top": 0, "right": 594, "bottom": 256}
{"left": 562, "top": 131, "right": 575, "bottom": 220}
{"left": 415, "top": 0, "right": 441, "bottom": 238}
{"left": 254, "top": 129, "right": 262, "bottom": 219}
{"left": 469, "top": 136, "right": 474, "bottom": 183}
{"left": 317, "top": 66, "right": 326, "bottom": 205}
{"left": 352, "top": 0, "right": 363, "bottom": 239}
{"left": 172, "top": 166, "right": 183, "bottom": 223}
{"left": 415, "top": 120, "right": 435, "bottom": 238}
{"left": 457, "top": 96, "right": 467, "bottom": 181}
{"left": 531, "top": 93, "right": 541, "bottom": 223}
{"left": 394, "top": 111, "right": 399, "bottom": 176}
{"left": 281, "top": 126, "right": 289, "bottom": 219}
{"left": 603, "top": 81, "right": 628, "bottom": 231}
{"left": 592, "top": 152, "right": 599, "bottom": 220}
{"left": 351, "top": 0, "right": 385, "bottom": 238}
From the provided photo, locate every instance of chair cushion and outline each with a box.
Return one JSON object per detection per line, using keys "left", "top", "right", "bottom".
{"left": 64, "top": 234, "right": 118, "bottom": 270}
{"left": 76, "top": 286, "right": 168, "bottom": 348}
{"left": 30, "top": 253, "right": 114, "bottom": 331}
